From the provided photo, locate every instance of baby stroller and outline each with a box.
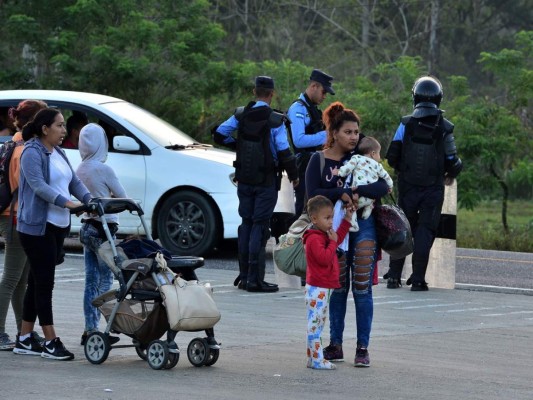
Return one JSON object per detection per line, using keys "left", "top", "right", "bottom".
{"left": 76, "top": 198, "right": 221, "bottom": 370}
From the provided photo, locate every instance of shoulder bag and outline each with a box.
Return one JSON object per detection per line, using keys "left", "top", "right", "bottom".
{"left": 156, "top": 253, "right": 221, "bottom": 331}
{"left": 374, "top": 194, "right": 414, "bottom": 260}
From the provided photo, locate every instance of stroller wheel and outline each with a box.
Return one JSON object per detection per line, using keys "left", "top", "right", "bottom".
{"left": 147, "top": 340, "right": 169, "bottom": 370}
{"left": 84, "top": 332, "right": 110, "bottom": 365}
{"left": 187, "top": 338, "right": 211, "bottom": 367}
{"left": 164, "top": 352, "right": 180, "bottom": 370}
{"left": 204, "top": 348, "right": 220, "bottom": 367}
{"left": 135, "top": 346, "right": 147, "bottom": 361}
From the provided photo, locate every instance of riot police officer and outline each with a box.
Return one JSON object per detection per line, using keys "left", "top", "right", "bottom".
{"left": 213, "top": 76, "right": 299, "bottom": 293}
{"left": 287, "top": 69, "right": 334, "bottom": 219}
{"left": 383, "top": 76, "right": 463, "bottom": 291}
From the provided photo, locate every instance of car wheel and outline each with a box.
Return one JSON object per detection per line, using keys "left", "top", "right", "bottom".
{"left": 157, "top": 190, "right": 219, "bottom": 256}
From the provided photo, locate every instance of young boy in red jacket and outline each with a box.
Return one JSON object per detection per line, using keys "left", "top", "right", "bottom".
{"left": 303, "top": 195, "right": 353, "bottom": 370}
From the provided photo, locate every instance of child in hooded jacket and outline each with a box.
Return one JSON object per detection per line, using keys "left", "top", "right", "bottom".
{"left": 303, "top": 195, "right": 352, "bottom": 370}
{"left": 76, "top": 123, "right": 128, "bottom": 346}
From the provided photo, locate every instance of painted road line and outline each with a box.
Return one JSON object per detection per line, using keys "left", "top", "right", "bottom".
{"left": 396, "top": 302, "right": 465, "bottom": 310}
{"left": 456, "top": 255, "right": 533, "bottom": 264}
{"left": 455, "top": 282, "right": 533, "bottom": 294}
{"left": 374, "top": 298, "right": 439, "bottom": 305}
{"left": 480, "top": 310, "right": 533, "bottom": 317}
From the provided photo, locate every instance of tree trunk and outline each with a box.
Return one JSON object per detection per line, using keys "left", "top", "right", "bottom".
{"left": 243, "top": 0, "right": 249, "bottom": 57}
{"left": 428, "top": 0, "right": 440, "bottom": 73}
{"left": 361, "top": 0, "right": 370, "bottom": 73}
{"left": 489, "top": 164, "right": 509, "bottom": 233}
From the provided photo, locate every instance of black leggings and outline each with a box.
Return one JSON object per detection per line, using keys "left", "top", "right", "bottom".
{"left": 19, "top": 223, "right": 70, "bottom": 326}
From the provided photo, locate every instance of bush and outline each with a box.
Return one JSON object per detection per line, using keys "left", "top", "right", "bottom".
{"left": 457, "top": 200, "right": 533, "bottom": 252}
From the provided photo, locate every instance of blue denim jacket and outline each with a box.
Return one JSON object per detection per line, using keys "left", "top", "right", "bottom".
{"left": 17, "top": 137, "right": 91, "bottom": 236}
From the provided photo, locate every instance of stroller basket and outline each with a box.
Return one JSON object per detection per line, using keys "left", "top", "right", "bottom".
{"left": 93, "top": 290, "right": 168, "bottom": 344}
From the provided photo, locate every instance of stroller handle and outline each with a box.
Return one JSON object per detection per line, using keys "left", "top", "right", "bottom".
{"left": 71, "top": 198, "right": 144, "bottom": 217}
{"left": 69, "top": 202, "right": 97, "bottom": 215}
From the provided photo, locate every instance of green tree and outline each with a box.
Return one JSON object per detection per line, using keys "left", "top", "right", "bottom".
{"left": 2, "top": 0, "right": 226, "bottom": 136}
{"left": 448, "top": 31, "right": 533, "bottom": 232}
{"left": 339, "top": 56, "right": 425, "bottom": 146}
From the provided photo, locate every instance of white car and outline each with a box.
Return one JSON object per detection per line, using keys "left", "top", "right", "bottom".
{"left": 0, "top": 90, "right": 240, "bottom": 256}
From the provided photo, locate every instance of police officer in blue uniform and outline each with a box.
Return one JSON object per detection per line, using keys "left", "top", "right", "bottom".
{"left": 287, "top": 69, "right": 334, "bottom": 219}
{"left": 383, "top": 76, "right": 463, "bottom": 291}
{"left": 214, "top": 76, "right": 299, "bottom": 293}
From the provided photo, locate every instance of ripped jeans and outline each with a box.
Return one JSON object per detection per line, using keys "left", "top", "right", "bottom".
{"left": 80, "top": 221, "right": 117, "bottom": 332}
{"left": 329, "top": 215, "right": 376, "bottom": 348}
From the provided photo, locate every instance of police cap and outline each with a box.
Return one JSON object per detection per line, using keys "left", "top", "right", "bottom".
{"left": 255, "top": 76, "right": 275, "bottom": 89}
{"left": 310, "top": 69, "right": 335, "bottom": 95}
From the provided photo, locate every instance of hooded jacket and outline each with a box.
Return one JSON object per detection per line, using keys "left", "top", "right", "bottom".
{"left": 76, "top": 123, "right": 127, "bottom": 224}
{"left": 17, "top": 137, "right": 91, "bottom": 236}
{"left": 303, "top": 219, "right": 350, "bottom": 289}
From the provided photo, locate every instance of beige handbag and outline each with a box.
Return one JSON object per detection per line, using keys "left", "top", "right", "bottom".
{"left": 156, "top": 254, "right": 221, "bottom": 331}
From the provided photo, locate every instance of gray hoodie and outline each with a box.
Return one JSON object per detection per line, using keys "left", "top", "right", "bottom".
{"left": 17, "top": 138, "right": 91, "bottom": 236}
{"left": 76, "top": 123, "right": 127, "bottom": 224}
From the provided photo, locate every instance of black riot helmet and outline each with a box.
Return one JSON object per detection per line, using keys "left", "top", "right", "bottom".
{"left": 412, "top": 76, "right": 443, "bottom": 109}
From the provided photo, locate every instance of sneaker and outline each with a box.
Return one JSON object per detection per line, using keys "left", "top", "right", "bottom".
{"left": 323, "top": 343, "right": 344, "bottom": 362}
{"left": 206, "top": 336, "right": 221, "bottom": 350}
{"left": 41, "top": 337, "right": 74, "bottom": 360}
{"left": 307, "top": 358, "right": 337, "bottom": 370}
{"left": 81, "top": 331, "right": 120, "bottom": 346}
{"left": 13, "top": 332, "right": 44, "bottom": 356}
{"left": 386, "top": 277, "right": 402, "bottom": 289}
{"left": 108, "top": 335, "right": 120, "bottom": 345}
{"left": 0, "top": 332, "right": 15, "bottom": 350}
{"left": 31, "top": 330, "right": 45, "bottom": 345}
{"left": 354, "top": 346, "right": 370, "bottom": 367}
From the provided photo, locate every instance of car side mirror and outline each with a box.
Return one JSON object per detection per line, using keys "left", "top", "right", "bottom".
{"left": 113, "top": 136, "right": 140, "bottom": 152}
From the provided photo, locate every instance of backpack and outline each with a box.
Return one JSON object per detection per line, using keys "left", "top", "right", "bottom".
{"left": 273, "top": 213, "right": 312, "bottom": 278}
{"left": 0, "top": 138, "right": 23, "bottom": 213}
{"left": 272, "top": 151, "right": 325, "bottom": 278}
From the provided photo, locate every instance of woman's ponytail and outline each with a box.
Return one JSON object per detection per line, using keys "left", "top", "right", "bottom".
{"left": 22, "top": 120, "right": 38, "bottom": 141}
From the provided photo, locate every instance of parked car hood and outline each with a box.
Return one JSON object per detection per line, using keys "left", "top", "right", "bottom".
{"left": 172, "top": 146, "right": 236, "bottom": 166}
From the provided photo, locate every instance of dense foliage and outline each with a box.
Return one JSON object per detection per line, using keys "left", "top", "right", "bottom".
{"left": 0, "top": 0, "right": 531, "bottom": 234}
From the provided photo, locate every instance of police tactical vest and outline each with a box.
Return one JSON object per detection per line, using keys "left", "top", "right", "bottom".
{"left": 233, "top": 102, "right": 277, "bottom": 186}
{"left": 290, "top": 94, "right": 324, "bottom": 153}
{"left": 399, "top": 114, "right": 452, "bottom": 186}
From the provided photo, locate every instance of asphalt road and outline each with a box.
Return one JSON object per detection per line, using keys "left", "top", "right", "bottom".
{"left": 0, "top": 241, "right": 532, "bottom": 399}
{"left": 183, "top": 238, "right": 533, "bottom": 293}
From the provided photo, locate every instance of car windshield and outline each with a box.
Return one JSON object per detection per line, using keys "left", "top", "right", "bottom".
{"left": 103, "top": 101, "right": 195, "bottom": 147}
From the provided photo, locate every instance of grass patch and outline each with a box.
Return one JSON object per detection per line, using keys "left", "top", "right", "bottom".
{"left": 457, "top": 199, "right": 533, "bottom": 252}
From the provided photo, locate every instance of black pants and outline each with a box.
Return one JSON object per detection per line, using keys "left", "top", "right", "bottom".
{"left": 294, "top": 152, "right": 312, "bottom": 219}
{"left": 19, "top": 223, "right": 70, "bottom": 326}
{"left": 388, "top": 182, "right": 444, "bottom": 283}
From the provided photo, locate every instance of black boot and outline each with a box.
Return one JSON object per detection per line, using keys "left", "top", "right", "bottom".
{"left": 258, "top": 248, "right": 278, "bottom": 289}
{"left": 246, "top": 253, "right": 278, "bottom": 293}
{"left": 410, "top": 254, "right": 429, "bottom": 291}
{"left": 386, "top": 277, "right": 402, "bottom": 289}
{"left": 234, "top": 253, "right": 249, "bottom": 290}
{"left": 385, "top": 257, "right": 406, "bottom": 289}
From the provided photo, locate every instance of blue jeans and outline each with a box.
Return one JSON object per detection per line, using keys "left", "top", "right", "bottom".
{"left": 329, "top": 215, "right": 377, "bottom": 348}
{"left": 81, "top": 223, "right": 114, "bottom": 332}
